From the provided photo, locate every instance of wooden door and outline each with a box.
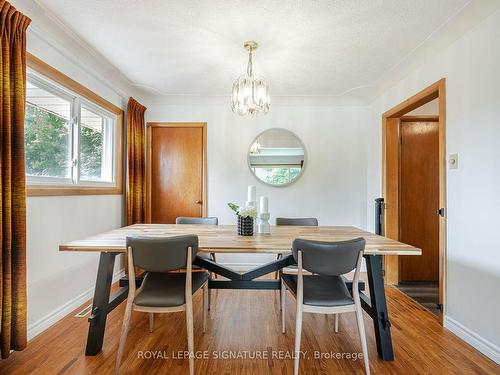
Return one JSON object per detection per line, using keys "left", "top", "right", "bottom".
{"left": 399, "top": 119, "right": 439, "bottom": 281}
{"left": 146, "top": 123, "right": 206, "bottom": 223}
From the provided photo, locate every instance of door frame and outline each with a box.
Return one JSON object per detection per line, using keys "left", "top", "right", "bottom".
{"left": 381, "top": 79, "right": 446, "bottom": 320}
{"left": 145, "top": 122, "right": 208, "bottom": 223}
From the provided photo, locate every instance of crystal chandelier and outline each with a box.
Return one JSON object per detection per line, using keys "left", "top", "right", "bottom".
{"left": 231, "top": 41, "right": 270, "bottom": 115}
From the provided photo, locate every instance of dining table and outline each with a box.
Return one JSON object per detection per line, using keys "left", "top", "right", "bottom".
{"left": 59, "top": 224, "right": 421, "bottom": 361}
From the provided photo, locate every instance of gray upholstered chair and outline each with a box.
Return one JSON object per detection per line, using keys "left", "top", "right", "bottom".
{"left": 275, "top": 217, "right": 319, "bottom": 226}
{"left": 176, "top": 217, "right": 218, "bottom": 262}
{"left": 281, "top": 237, "right": 370, "bottom": 375}
{"left": 115, "top": 235, "right": 208, "bottom": 375}
{"left": 176, "top": 217, "right": 218, "bottom": 308}
{"left": 176, "top": 216, "right": 218, "bottom": 225}
{"left": 275, "top": 217, "right": 319, "bottom": 278}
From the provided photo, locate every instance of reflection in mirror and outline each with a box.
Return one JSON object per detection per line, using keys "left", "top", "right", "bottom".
{"left": 248, "top": 128, "right": 305, "bottom": 186}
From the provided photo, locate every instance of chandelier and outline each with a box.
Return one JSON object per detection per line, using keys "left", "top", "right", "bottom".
{"left": 231, "top": 41, "right": 270, "bottom": 115}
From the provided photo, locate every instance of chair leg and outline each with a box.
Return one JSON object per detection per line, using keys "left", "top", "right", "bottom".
{"left": 274, "top": 253, "right": 283, "bottom": 279}
{"left": 281, "top": 280, "right": 286, "bottom": 333}
{"left": 115, "top": 300, "right": 133, "bottom": 375}
{"left": 334, "top": 313, "right": 339, "bottom": 333}
{"left": 209, "top": 253, "right": 215, "bottom": 310}
{"left": 186, "top": 296, "right": 194, "bottom": 375}
{"left": 279, "top": 275, "right": 282, "bottom": 311}
{"left": 208, "top": 287, "right": 212, "bottom": 311}
{"left": 294, "top": 302, "right": 303, "bottom": 375}
{"left": 355, "top": 307, "right": 370, "bottom": 375}
{"left": 149, "top": 313, "right": 154, "bottom": 333}
{"left": 203, "top": 283, "right": 208, "bottom": 334}
{"left": 211, "top": 253, "right": 217, "bottom": 279}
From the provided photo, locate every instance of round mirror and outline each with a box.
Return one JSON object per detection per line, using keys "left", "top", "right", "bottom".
{"left": 248, "top": 128, "right": 306, "bottom": 187}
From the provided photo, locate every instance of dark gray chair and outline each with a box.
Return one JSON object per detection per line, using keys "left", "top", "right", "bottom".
{"left": 176, "top": 217, "right": 218, "bottom": 307}
{"left": 176, "top": 217, "right": 218, "bottom": 225}
{"left": 281, "top": 237, "right": 369, "bottom": 375}
{"left": 275, "top": 217, "right": 319, "bottom": 278}
{"left": 176, "top": 217, "right": 218, "bottom": 262}
{"left": 115, "top": 235, "right": 208, "bottom": 375}
{"left": 275, "top": 217, "right": 319, "bottom": 226}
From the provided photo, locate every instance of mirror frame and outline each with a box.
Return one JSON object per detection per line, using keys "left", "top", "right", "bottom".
{"left": 247, "top": 128, "right": 307, "bottom": 188}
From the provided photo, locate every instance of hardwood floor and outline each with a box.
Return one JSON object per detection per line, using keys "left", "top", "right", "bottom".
{"left": 0, "top": 281, "right": 497, "bottom": 374}
{"left": 397, "top": 281, "right": 441, "bottom": 317}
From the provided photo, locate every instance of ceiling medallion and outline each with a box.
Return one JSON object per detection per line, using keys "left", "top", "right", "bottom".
{"left": 231, "top": 41, "right": 270, "bottom": 116}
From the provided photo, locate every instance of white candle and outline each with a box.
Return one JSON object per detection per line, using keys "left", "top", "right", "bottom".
{"left": 248, "top": 185, "right": 256, "bottom": 202}
{"left": 260, "top": 196, "right": 269, "bottom": 213}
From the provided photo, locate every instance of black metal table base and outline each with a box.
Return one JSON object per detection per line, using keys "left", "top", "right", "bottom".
{"left": 85, "top": 253, "right": 128, "bottom": 356}
{"left": 362, "top": 255, "right": 394, "bottom": 360}
{"left": 193, "top": 253, "right": 295, "bottom": 288}
{"left": 85, "top": 253, "right": 394, "bottom": 361}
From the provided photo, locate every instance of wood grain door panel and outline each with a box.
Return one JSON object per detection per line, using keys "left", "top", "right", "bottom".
{"left": 148, "top": 125, "right": 204, "bottom": 223}
{"left": 399, "top": 120, "right": 439, "bottom": 281}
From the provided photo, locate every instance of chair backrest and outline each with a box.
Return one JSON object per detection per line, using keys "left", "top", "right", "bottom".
{"left": 292, "top": 237, "right": 365, "bottom": 276}
{"left": 126, "top": 235, "right": 198, "bottom": 272}
{"left": 276, "top": 217, "right": 318, "bottom": 226}
{"left": 176, "top": 217, "right": 218, "bottom": 225}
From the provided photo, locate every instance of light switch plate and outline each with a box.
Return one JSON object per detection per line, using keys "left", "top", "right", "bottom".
{"left": 449, "top": 153, "right": 458, "bottom": 169}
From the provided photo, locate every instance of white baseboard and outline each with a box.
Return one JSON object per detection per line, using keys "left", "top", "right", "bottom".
{"left": 444, "top": 316, "right": 500, "bottom": 364}
{"left": 27, "top": 268, "right": 125, "bottom": 341}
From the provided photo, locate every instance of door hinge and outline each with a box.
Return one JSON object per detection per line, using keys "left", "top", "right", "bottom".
{"left": 436, "top": 208, "right": 445, "bottom": 217}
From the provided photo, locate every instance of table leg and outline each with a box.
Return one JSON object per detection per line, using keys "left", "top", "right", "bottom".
{"left": 364, "top": 255, "right": 394, "bottom": 361}
{"left": 85, "top": 252, "right": 118, "bottom": 355}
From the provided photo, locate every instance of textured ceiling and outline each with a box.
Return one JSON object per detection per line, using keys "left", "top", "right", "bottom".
{"left": 34, "top": 0, "right": 470, "bottom": 97}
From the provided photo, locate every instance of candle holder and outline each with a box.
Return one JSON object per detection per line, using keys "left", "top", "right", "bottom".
{"left": 257, "top": 212, "right": 271, "bottom": 234}
{"left": 245, "top": 200, "right": 256, "bottom": 208}
{"left": 247, "top": 186, "right": 256, "bottom": 208}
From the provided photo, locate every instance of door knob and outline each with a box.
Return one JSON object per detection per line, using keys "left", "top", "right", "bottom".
{"left": 195, "top": 200, "right": 202, "bottom": 204}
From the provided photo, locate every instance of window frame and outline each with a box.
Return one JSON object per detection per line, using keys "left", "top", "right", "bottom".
{"left": 76, "top": 98, "right": 117, "bottom": 186}
{"left": 26, "top": 53, "right": 124, "bottom": 196}
{"left": 25, "top": 74, "right": 75, "bottom": 185}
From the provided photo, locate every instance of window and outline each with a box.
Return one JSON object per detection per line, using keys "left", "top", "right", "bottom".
{"left": 79, "top": 104, "right": 114, "bottom": 182}
{"left": 25, "top": 80, "right": 72, "bottom": 181}
{"left": 25, "top": 55, "right": 123, "bottom": 195}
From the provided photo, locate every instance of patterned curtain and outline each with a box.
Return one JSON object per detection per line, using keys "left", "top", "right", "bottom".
{"left": 126, "top": 97, "right": 147, "bottom": 225}
{"left": 0, "top": 0, "right": 31, "bottom": 358}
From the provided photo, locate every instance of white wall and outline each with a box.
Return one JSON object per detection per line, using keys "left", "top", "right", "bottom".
{"left": 144, "top": 98, "right": 369, "bottom": 266}
{"left": 11, "top": 0, "right": 137, "bottom": 339}
{"left": 366, "top": 9, "right": 500, "bottom": 362}
{"left": 26, "top": 196, "right": 123, "bottom": 338}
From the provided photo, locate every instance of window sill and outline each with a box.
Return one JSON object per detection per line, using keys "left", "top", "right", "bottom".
{"left": 27, "top": 185, "right": 123, "bottom": 196}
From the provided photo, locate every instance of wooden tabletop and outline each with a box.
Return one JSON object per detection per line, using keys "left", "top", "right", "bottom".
{"left": 59, "top": 224, "right": 420, "bottom": 256}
